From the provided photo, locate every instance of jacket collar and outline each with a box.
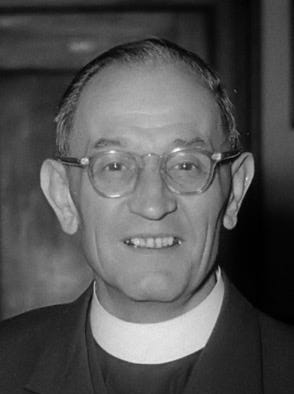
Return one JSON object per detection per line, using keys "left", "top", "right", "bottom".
{"left": 184, "top": 277, "right": 263, "bottom": 394}
{"left": 24, "top": 276, "right": 263, "bottom": 394}
{"left": 24, "top": 284, "right": 96, "bottom": 394}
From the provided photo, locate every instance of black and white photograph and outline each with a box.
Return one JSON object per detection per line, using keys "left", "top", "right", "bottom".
{"left": 0, "top": 1, "right": 293, "bottom": 393}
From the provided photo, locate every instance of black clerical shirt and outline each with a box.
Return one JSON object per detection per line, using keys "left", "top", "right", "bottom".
{"left": 86, "top": 318, "right": 202, "bottom": 394}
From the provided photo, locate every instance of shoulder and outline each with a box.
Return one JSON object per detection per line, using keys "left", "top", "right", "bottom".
{"left": 0, "top": 285, "right": 92, "bottom": 392}
{"left": 257, "top": 310, "right": 294, "bottom": 392}
{"left": 227, "top": 279, "right": 294, "bottom": 363}
{"left": 225, "top": 275, "right": 294, "bottom": 348}
{"left": 258, "top": 310, "right": 294, "bottom": 362}
{"left": 0, "top": 302, "right": 71, "bottom": 355}
{"left": 0, "top": 284, "right": 92, "bottom": 360}
{"left": 0, "top": 303, "right": 72, "bottom": 392}
{"left": 225, "top": 278, "right": 294, "bottom": 392}
{"left": 258, "top": 310, "right": 294, "bottom": 344}
{"left": 0, "top": 284, "right": 93, "bottom": 345}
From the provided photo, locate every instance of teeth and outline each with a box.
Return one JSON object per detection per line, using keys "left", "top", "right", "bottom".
{"left": 125, "top": 236, "right": 181, "bottom": 249}
{"left": 146, "top": 238, "right": 154, "bottom": 248}
{"left": 133, "top": 238, "right": 140, "bottom": 247}
{"left": 155, "top": 238, "right": 162, "bottom": 248}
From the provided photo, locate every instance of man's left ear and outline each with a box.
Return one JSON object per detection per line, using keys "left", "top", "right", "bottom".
{"left": 223, "top": 152, "right": 254, "bottom": 230}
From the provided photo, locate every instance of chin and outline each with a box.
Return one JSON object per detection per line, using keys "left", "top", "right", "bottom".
{"left": 126, "top": 274, "right": 185, "bottom": 303}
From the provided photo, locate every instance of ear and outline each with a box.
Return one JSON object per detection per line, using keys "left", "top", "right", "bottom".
{"left": 223, "top": 152, "right": 254, "bottom": 230}
{"left": 40, "top": 159, "right": 79, "bottom": 235}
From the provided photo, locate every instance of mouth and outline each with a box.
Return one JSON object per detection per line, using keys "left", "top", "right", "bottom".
{"left": 123, "top": 236, "right": 182, "bottom": 249}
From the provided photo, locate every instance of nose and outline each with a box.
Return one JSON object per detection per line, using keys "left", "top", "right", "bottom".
{"left": 127, "top": 166, "right": 177, "bottom": 220}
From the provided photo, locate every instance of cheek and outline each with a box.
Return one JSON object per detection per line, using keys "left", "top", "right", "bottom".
{"left": 73, "top": 179, "right": 117, "bottom": 263}
{"left": 79, "top": 196, "right": 115, "bottom": 247}
{"left": 73, "top": 172, "right": 113, "bottom": 229}
{"left": 185, "top": 193, "right": 225, "bottom": 236}
{"left": 183, "top": 181, "right": 229, "bottom": 258}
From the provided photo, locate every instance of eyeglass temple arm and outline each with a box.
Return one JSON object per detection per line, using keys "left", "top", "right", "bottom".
{"left": 56, "top": 156, "right": 89, "bottom": 167}
{"left": 56, "top": 150, "right": 241, "bottom": 168}
{"left": 212, "top": 150, "right": 242, "bottom": 162}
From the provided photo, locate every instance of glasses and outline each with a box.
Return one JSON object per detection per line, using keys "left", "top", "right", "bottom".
{"left": 57, "top": 147, "right": 241, "bottom": 198}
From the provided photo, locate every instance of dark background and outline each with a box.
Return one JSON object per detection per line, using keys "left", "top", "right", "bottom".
{"left": 0, "top": 0, "right": 293, "bottom": 324}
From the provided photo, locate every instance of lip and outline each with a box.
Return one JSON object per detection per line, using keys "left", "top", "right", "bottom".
{"left": 122, "top": 233, "right": 181, "bottom": 239}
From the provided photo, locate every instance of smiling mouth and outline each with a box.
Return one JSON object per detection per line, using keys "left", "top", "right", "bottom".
{"left": 123, "top": 236, "right": 182, "bottom": 249}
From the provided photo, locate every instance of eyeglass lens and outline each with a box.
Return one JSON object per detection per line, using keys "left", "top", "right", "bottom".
{"left": 89, "top": 150, "right": 213, "bottom": 197}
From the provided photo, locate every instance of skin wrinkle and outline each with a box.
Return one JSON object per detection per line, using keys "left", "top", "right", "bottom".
{"left": 69, "top": 62, "right": 225, "bottom": 157}
{"left": 90, "top": 136, "right": 209, "bottom": 152}
{"left": 183, "top": 166, "right": 230, "bottom": 295}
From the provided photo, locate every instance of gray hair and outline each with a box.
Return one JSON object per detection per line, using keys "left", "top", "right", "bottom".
{"left": 55, "top": 38, "right": 240, "bottom": 156}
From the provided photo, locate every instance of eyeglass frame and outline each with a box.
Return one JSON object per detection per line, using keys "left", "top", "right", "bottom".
{"left": 56, "top": 147, "right": 242, "bottom": 198}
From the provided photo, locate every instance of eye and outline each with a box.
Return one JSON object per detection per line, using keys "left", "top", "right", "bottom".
{"left": 176, "top": 161, "right": 199, "bottom": 171}
{"left": 104, "top": 161, "right": 126, "bottom": 171}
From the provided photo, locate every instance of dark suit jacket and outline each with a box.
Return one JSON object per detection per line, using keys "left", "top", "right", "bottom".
{"left": 0, "top": 278, "right": 293, "bottom": 394}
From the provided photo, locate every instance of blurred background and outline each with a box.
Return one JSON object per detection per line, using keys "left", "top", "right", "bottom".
{"left": 0, "top": 0, "right": 293, "bottom": 323}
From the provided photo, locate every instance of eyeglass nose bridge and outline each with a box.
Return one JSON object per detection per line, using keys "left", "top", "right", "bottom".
{"left": 139, "top": 152, "right": 164, "bottom": 165}
{"left": 134, "top": 152, "right": 171, "bottom": 191}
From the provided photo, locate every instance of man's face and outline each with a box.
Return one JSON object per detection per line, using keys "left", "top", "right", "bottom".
{"left": 68, "top": 63, "right": 231, "bottom": 312}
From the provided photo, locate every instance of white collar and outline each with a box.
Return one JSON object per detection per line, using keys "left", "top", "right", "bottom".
{"left": 90, "top": 269, "right": 224, "bottom": 364}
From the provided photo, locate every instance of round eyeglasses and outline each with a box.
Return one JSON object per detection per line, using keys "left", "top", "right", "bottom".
{"left": 57, "top": 147, "right": 241, "bottom": 198}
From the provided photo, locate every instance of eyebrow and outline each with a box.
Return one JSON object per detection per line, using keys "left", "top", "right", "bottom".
{"left": 93, "top": 136, "right": 207, "bottom": 150}
{"left": 94, "top": 138, "right": 126, "bottom": 149}
{"left": 172, "top": 137, "right": 207, "bottom": 147}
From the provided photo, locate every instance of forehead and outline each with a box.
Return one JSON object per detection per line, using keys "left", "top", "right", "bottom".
{"left": 71, "top": 62, "right": 224, "bottom": 154}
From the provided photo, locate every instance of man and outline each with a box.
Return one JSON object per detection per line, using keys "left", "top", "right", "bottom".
{"left": 0, "top": 38, "right": 293, "bottom": 393}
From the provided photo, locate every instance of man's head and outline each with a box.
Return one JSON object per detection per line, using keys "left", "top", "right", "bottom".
{"left": 40, "top": 38, "right": 254, "bottom": 322}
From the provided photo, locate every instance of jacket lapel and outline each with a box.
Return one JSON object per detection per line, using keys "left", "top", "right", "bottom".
{"left": 24, "top": 284, "right": 102, "bottom": 394}
{"left": 184, "top": 278, "right": 264, "bottom": 394}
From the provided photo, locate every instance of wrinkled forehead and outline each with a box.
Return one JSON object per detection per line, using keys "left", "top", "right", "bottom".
{"left": 70, "top": 62, "right": 225, "bottom": 155}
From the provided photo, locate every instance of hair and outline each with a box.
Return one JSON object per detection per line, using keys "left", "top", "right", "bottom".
{"left": 55, "top": 37, "right": 240, "bottom": 156}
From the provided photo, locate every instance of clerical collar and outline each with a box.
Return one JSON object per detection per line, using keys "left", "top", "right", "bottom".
{"left": 90, "top": 269, "right": 224, "bottom": 365}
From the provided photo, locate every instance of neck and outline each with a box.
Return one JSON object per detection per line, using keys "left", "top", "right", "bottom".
{"left": 95, "top": 273, "right": 216, "bottom": 323}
